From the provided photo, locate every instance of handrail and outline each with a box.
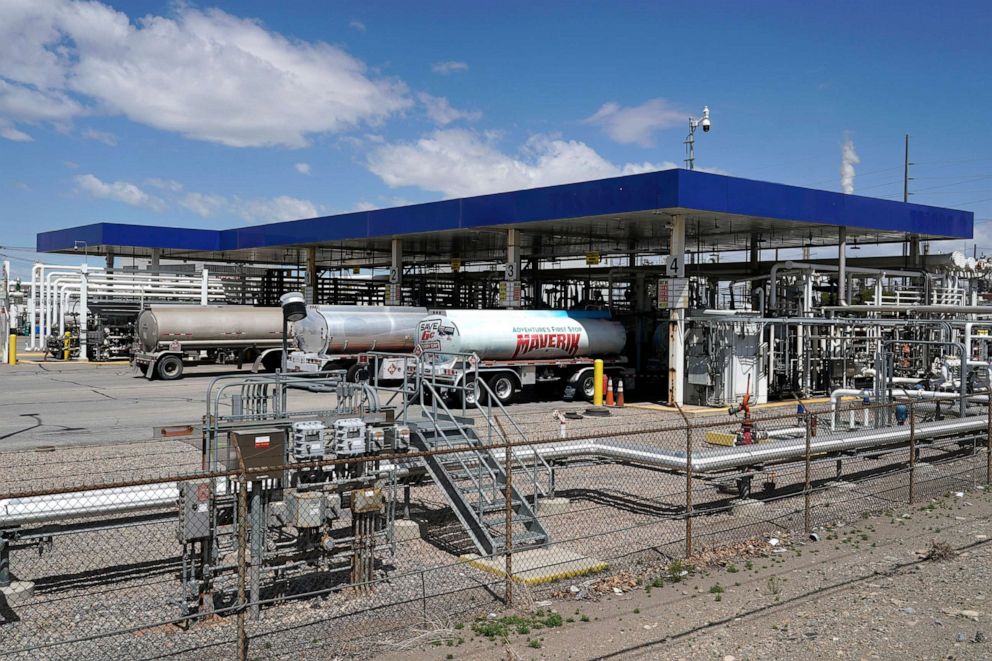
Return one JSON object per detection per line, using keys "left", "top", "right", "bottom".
{"left": 474, "top": 377, "right": 552, "bottom": 499}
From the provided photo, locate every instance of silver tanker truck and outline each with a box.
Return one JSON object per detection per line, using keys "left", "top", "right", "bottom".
{"left": 132, "top": 305, "right": 287, "bottom": 380}
{"left": 415, "top": 309, "right": 630, "bottom": 405}
{"left": 288, "top": 305, "right": 428, "bottom": 381}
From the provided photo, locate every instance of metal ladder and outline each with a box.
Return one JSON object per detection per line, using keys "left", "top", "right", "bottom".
{"left": 409, "top": 379, "right": 550, "bottom": 556}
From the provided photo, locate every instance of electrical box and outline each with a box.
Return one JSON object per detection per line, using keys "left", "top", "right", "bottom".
{"left": 367, "top": 426, "right": 386, "bottom": 453}
{"left": 229, "top": 427, "right": 287, "bottom": 474}
{"left": 179, "top": 481, "right": 212, "bottom": 541}
{"left": 351, "top": 486, "right": 384, "bottom": 514}
{"left": 333, "top": 419, "right": 366, "bottom": 456}
{"left": 292, "top": 420, "right": 326, "bottom": 461}
{"left": 285, "top": 490, "right": 325, "bottom": 528}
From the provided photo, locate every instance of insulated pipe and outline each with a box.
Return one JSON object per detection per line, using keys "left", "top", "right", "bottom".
{"left": 511, "top": 416, "right": 989, "bottom": 474}
{"left": 838, "top": 227, "right": 847, "bottom": 306}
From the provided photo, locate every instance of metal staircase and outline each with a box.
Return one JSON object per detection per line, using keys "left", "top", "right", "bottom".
{"left": 409, "top": 379, "right": 551, "bottom": 556}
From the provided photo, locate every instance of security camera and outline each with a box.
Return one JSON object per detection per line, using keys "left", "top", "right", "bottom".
{"left": 701, "top": 106, "right": 711, "bottom": 132}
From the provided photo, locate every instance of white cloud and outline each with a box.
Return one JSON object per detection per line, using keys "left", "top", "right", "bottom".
{"left": 74, "top": 173, "right": 165, "bottom": 210}
{"left": 181, "top": 190, "right": 320, "bottom": 221}
{"left": 82, "top": 127, "right": 117, "bottom": 145}
{"left": 368, "top": 129, "right": 676, "bottom": 198}
{"left": 418, "top": 92, "right": 481, "bottom": 126}
{"left": 353, "top": 201, "right": 377, "bottom": 211}
{"left": 145, "top": 178, "right": 184, "bottom": 192}
{"left": 295, "top": 162, "right": 311, "bottom": 175}
{"left": 180, "top": 192, "right": 228, "bottom": 217}
{"left": 235, "top": 195, "right": 320, "bottom": 221}
{"left": 349, "top": 19, "right": 366, "bottom": 32}
{"left": 583, "top": 98, "right": 685, "bottom": 147}
{"left": 0, "top": 2, "right": 411, "bottom": 147}
{"left": 13, "top": 181, "right": 30, "bottom": 191}
{"left": 431, "top": 60, "right": 468, "bottom": 75}
{"left": 1, "top": 124, "right": 32, "bottom": 142}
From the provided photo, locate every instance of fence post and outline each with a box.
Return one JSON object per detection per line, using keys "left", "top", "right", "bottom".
{"left": 685, "top": 421, "right": 693, "bottom": 559}
{"left": 909, "top": 402, "right": 916, "bottom": 505}
{"left": 986, "top": 395, "right": 992, "bottom": 486}
{"left": 236, "top": 471, "right": 248, "bottom": 661}
{"left": 804, "top": 412, "right": 812, "bottom": 534}
{"left": 504, "top": 437, "right": 513, "bottom": 607}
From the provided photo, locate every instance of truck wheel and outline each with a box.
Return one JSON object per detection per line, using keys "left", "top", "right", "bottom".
{"left": 346, "top": 363, "right": 371, "bottom": 383}
{"left": 157, "top": 355, "right": 184, "bottom": 380}
{"left": 488, "top": 374, "right": 517, "bottom": 406}
{"left": 579, "top": 373, "right": 596, "bottom": 401}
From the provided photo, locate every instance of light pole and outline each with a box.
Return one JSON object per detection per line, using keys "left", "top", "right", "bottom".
{"left": 683, "top": 105, "right": 711, "bottom": 170}
{"left": 279, "top": 291, "right": 307, "bottom": 374}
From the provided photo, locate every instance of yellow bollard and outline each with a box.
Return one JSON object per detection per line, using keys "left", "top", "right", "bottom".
{"left": 593, "top": 359, "right": 604, "bottom": 406}
{"left": 63, "top": 331, "right": 71, "bottom": 361}
{"left": 7, "top": 334, "right": 15, "bottom": 365}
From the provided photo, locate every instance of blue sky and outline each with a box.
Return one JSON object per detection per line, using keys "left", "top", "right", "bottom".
{"left": 2, "top": 0, "right": 990, "bottom": 278}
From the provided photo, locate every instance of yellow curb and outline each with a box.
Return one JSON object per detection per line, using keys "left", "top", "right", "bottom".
{"left": 459, "top": 554, "right": 609, "bottom": 586}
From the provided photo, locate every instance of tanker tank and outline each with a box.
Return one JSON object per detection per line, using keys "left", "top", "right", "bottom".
{"left": 416, "top": 309, "right": 626, "bottom": 360}
{"left": 294, "top": 305, "right": 428, "bottom": 355}
{"left": 137, "top": 305, "right": 284, "bottom": 352}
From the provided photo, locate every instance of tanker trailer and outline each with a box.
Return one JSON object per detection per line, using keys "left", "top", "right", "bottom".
{"left": 287, "top": 305, "right": 428, "bottom": 381}
{"left": 416, "top": 309, "right": 629, "bottom": 405}
{"left": 132, "top": 305, "right": 287, "bottom": 380}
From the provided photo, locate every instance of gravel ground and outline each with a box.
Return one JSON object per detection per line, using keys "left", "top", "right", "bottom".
{"left": 382, "top": 482, "right": 992, "bottom": 661}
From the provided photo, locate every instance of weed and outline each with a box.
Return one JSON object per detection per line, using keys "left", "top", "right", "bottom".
{"left": 528, "top": 639, "right": 542, "bottom": 649}
{"left": 633, "top": 608, "right": 640, "bottom": 614}
{"left": 726, "top": 564, "right": 738, "bottom": 573}
{"left": 767, "top": 575, "right": 782, "bottom": 596}
{"left": 471, "top": 611, "right": 563, "bottom": 640}
{"left": 744, "top": 560, "right": 753, "bottom": 570}
{"left": 580, "top": 614, "right": 590, "bottom": 622}
{"left": 927, "top": 540, "right": 956, "bottom": 562}
{"left": 709, "top": 584, "right": 724, "bottom": 594}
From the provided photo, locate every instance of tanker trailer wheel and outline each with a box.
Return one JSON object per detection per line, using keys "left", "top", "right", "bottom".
{"left": 156, "top": 354, "right": 184, "bottom": 380}
{"left": 487, "top": 373, "right": 517, "bottom": 406}
{"left": 459, "top": 375, "right": 485, "bottom": 407}
{"left": 578, "top": 373, "right": 596, "bottom": 401}
{"left": 346, "top": 363, "right": 371, "bottom": 383}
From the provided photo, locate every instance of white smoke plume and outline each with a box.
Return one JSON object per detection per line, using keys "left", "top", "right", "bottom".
{"left": 840, "top": 133, "right": 860, "bottom": 194}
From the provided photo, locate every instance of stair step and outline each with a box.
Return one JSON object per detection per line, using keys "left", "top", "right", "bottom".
{"left": 447, "top": 468, "right": 499, "bottom": 482}
{"left": 481, "top": 514, "right": 535, "bottom": 526}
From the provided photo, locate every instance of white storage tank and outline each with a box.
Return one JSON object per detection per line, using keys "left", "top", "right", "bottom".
{"left": 294, "top": 305, "right": 428, "bottom": 355}
{"left": 416, "top": 310, "right": 626, "bottom": 360}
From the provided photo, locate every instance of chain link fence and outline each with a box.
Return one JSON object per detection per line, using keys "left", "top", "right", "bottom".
{"left": 1, "top": 397, "right": 990, "bottom": 659}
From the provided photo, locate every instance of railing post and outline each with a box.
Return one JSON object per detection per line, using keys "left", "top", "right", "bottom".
{"left": 504, "top": 436, "right": 513, "bottom": 606}
{"left": 909, "top": 402, "right": 916, "bottom": 505}
{"left": 804, "top": 412, "right": 812, "bottom": 534}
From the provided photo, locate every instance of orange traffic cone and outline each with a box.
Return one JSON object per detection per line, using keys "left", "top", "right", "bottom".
{"left": 605, "top": 378, "right": 615, "bottom": 407}
{"left": 616, "top": 379, "right": 625, "bottom": 408}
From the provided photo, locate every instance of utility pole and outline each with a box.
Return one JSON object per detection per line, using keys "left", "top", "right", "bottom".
{"left": 903, "top": 134, "right": 918, "bottom": 265}
{"left": 903, "top": 134, "right": 911, "bottom": 203}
